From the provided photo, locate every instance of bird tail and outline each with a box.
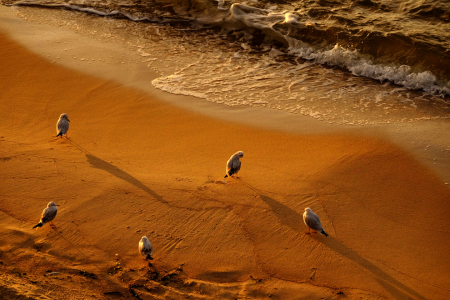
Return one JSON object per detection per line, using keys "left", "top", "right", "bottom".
{"left": 321, "top": 229, "right": 329, "bottom": 237}
{"left": 146, "top": 254, "right": 153, "bottom": 260}
{"left": 56, "top": 132, "right": 62, "bottom": 137}
{"left": 225, "top": 169, "right": 236, "bottom": 178}
{"left": 32, "top": 223, "right": 43, "bottom": 229}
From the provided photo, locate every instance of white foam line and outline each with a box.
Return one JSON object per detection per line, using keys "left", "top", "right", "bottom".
{"left": 10, "top": 1, "right": 450, "bottom": 96}
{"left": 285, "top": 38, "right": 450, "bottom": 97}
{"left": 226, "top": 3, "right": 450, "bottom": 97}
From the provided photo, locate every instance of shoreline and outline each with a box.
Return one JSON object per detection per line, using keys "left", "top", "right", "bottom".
{"left": 1, "top": 6, "right": 450, "bottom": 184}
{"left": 1, "top": 5, "right": 449, "bottom": 300}
{"left": 2, "top": 5, "right": 449, "bottom": 185}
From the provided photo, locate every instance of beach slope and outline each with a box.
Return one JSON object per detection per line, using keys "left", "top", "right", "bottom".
{"left": 1, "top": 8, "right": 449, "bottom": 300}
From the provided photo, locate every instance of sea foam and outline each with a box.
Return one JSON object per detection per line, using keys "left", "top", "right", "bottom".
{"left": 8, "top": 0, "right": 450, "bottom": 96}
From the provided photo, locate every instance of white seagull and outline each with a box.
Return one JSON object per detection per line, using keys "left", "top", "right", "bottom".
{"left": 224, "top": 151, "right": 244, "bottom": 178}
{"left": 33, "top": 202, "right": 59, "bottom": 229}
{"left": 139, "top": 236, "right": 153, "bottom": 260}
{"left": 56, "top": 113, "right": 70, "bottom": 138}
{"left": 303, "top": 207, "right": 328, "bottom": 237}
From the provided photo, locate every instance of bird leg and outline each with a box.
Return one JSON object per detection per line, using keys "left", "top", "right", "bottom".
{"left": 49, "top": 221, "right": 56, "bottom": 229}
{"left": 306, "top": 227, "right": 311, "bottom": 234}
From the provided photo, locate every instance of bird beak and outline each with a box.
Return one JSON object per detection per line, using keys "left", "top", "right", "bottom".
{"left": 56, "top": 205, "right": 60, "bottom": 206}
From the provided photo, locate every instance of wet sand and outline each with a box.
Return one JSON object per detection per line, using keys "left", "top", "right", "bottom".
{"left": 1, "top": 5, "right": 449, "bottom": 300}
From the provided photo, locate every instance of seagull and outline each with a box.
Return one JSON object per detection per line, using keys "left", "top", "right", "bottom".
{"left": 224, "top": 151, "right": 244, "bottom": 178}
{"left": 139, "top": 236, "right": 153, "bottom": 260}
{"left": 56, "top": 113, "right": 70, "bottom": 138}
{"left": 303, "top": 207, "right": 328, "bottom": 237}
{"left": 33, "top": 202, "right": 59, "bottom": 229}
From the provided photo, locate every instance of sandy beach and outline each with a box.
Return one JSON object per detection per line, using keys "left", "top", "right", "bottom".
{"left": 1, "top": 5, "right": 449, "bottom": 300}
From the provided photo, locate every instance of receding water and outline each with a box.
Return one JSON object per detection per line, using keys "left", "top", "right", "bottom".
{"left": 4, "top": 0, "right": 450, "bottom": 124}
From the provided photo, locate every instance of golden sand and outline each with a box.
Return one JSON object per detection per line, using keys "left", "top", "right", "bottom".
{"left": 1, "top": 8, "right": 449, "bottom": 300}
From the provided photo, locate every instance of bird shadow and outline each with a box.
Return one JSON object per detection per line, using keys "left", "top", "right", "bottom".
{"left": 317, "top": 235, "right": 426, "bottom": 300}
{"left": 258, "top": 193, "right": 425, "bottom": 300}
{"left": 85, "top": 154, "right": 168, "bottom": 205}
{"left": 259, "top": 194, "right": 302, "bottom": 232}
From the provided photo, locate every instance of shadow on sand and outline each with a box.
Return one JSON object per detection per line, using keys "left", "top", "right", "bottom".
{"left": 322, "top": 235, "right": 426, "bottom": 300}
{"left": 85, "top": 154, "right": 168, "bottom": 205}
{"left": 259, "top": 194, "right": 302, "bottom": 232}
{"left": 259, "top": 193, "right": 425, "bottom": 300}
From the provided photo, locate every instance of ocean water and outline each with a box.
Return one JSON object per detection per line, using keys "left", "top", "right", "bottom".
{"left": 3, "top": 0, "right": 450, "bottom": 125}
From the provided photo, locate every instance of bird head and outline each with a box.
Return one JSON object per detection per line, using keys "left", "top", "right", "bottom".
{"left": 48, "top": 202, "right": 59, "bottom": 207}
{"left": 60, "top": 113, "right": 70, "bottom": 122}
{"left": 236, "top": 151, "right": 244, "bottom": 158}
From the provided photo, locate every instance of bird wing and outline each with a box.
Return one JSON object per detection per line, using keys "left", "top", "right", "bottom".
{"left": 41, "top": 206, "right": 57, "bottom": 224}
{"left": 146, "top": 245, "right": 153, "bottom": 256}
{"left": 304, "top": 214, "right": 323, "bottom": 232}
{"left": 226, "top": 159, "right": 241, "bottom": 176}
{"left": 57, "top": 119, "right": 69, "bottom": 134}
{"left": 228, "top": 158, "right": 241, "bottom": 170}
{"left": 139, "top": 240, "right": 153, "bottom": 255}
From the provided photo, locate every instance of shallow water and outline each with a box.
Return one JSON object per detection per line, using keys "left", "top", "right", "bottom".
{"left": 4, "top": 0, "right": 450, "bottom": 124}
